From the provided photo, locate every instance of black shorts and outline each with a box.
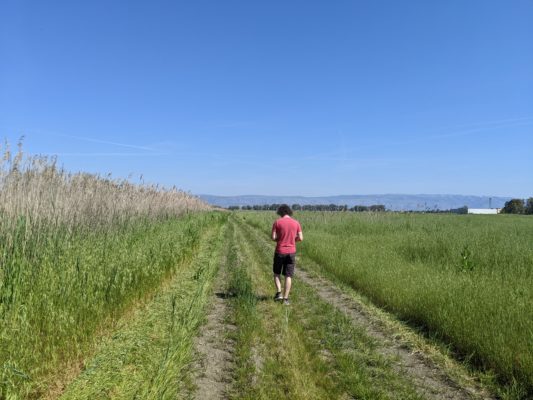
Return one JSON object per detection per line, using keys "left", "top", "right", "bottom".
{"left": 273, "top": 252, "right": 296, "bottom": 277}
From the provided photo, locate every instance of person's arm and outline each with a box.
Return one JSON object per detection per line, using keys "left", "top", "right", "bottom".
{"left": 296, "top": 222, "right": 303, "bottom": 242}
{"left": 272, "top": 223, "right": 278, "bottom": 241}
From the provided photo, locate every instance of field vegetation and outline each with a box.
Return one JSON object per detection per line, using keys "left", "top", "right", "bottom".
{"left": 2, "top": 144, "right": 531, "bottom": 399}
{"left": 228, "top": 217, "right": 425, "bottom": 399}
{"left": 0, "top": 145, "right": 211, "bottom": 398}
{"left": 60, "top": 222, "right": 227, "bottom": 399}
{"left": 242, "top": 211, "right": 533, "bottom": 397}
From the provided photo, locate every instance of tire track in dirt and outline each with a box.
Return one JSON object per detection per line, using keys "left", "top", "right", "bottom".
{"left": 190, "top": 233, "right": 235, "bottom": 400}
{"left": 242, "top": 219, "right": 495, "bottom": 400}
{"left": 297, "top": 268, "right": 493, "bottom": 400}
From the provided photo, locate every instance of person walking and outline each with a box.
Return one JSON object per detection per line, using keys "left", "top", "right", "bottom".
{"left": 271, "top": 204, "right": 303, "bottom": 305}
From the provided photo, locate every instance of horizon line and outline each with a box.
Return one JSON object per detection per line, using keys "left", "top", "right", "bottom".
{"left": 199, "top": 193, "right": 520, "bottom": 198}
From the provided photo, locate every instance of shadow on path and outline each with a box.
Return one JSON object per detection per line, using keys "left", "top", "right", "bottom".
{"left": 215, "top": 292, "right": 270, "bottom": 302}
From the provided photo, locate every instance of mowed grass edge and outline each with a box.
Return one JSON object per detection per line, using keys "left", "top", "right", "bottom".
{"left": 59, "top": 219, "right": 228, "bottom": 399}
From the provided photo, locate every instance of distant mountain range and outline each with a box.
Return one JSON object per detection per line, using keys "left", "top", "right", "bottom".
{"left": 198, "top": 194, "right": 512, "bottom": 211}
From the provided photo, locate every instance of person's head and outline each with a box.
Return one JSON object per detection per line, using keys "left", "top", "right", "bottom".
{"left": 276, "top": 204, "right": 293, "bottom": 217}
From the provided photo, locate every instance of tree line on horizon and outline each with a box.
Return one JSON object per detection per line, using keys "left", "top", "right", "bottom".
{"left": 227, "top": 198, "right": 533, "bottom": 214}
{"left": 228, "top": 204, "right": 384, "bottom": 212}
{"left": 501, "top": 198, "right": 533, "bottom": 214}
{"left": 227, "top": 204, "right": 467, "bottom": 213}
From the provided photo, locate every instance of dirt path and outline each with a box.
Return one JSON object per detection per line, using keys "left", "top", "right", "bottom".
{"left": 191, "top": 242, "right": 235, "bottom": 399}
{"left": 242, "top": 219, "right": 495, "bottom": 400}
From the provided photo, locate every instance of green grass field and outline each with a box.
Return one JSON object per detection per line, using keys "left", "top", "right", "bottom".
{"left": 0, "top": 213, "right": 227, "bottom": 398}
{"left": 2, "top": 171, "right": 532, "bottom": 400}
{"left": 241, "top": 211, "right": 533, "bottom": 397}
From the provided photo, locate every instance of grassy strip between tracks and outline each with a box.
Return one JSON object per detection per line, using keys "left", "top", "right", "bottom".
{"left": 228, "top": 217, "right": 423, "bottom": 400}
{"left": 59, "top": 222, "right": 227, "bottom": 400}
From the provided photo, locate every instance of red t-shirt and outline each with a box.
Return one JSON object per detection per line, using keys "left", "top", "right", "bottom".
{"left": 272, "top": 216, "right": 302, "bottom": 254}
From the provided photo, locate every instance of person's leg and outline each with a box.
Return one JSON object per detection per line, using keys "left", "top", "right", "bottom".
{"left": 283, "top": 253, "right": 295, "bottom": 300}
{"left": 274, "top": 274, "right": 282, "bottom": 292}
{"left": 273, "top": 253, "right": 283, "bottom": 300}
{"left": 283, "top": 276, "right": 292, "bottom": 299}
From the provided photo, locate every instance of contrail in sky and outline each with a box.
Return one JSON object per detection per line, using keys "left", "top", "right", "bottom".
{"left": 48, "top": 152, "right": 168, "bottom": 157}
{"left": 298, "top": 116, "right": 533, "bottom": 162}
{"left": 52, "top": 133, "right": 157, "bottom": 152}
{"left": 1, "top": 128, "right": 159, "bottom": 153}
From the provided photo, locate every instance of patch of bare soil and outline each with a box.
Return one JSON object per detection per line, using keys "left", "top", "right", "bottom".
{"left": 191, "top": 252, "right": 235, "bottom": 400}
{"left": 296, "top": 267, "right": 495, "bottom": 400}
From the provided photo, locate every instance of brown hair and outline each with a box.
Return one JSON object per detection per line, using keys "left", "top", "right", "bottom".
{"left": 276, "top": 204, "right": 293, "bottom": 217}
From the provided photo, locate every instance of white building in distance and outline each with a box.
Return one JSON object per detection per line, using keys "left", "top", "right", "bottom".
{"left": 467, "top": 208, "right": 500, "bottom": 214}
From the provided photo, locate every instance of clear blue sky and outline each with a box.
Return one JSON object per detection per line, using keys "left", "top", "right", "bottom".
{"left": 1, "top": 0, "right": 532, "bottom": 197}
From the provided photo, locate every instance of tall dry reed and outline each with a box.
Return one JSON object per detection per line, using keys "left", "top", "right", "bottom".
{"left": 0, "top": 140, "right": 209, "bottom": 231}
{"left": 0, "top": 141, "right": 213, "bottom": 398}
